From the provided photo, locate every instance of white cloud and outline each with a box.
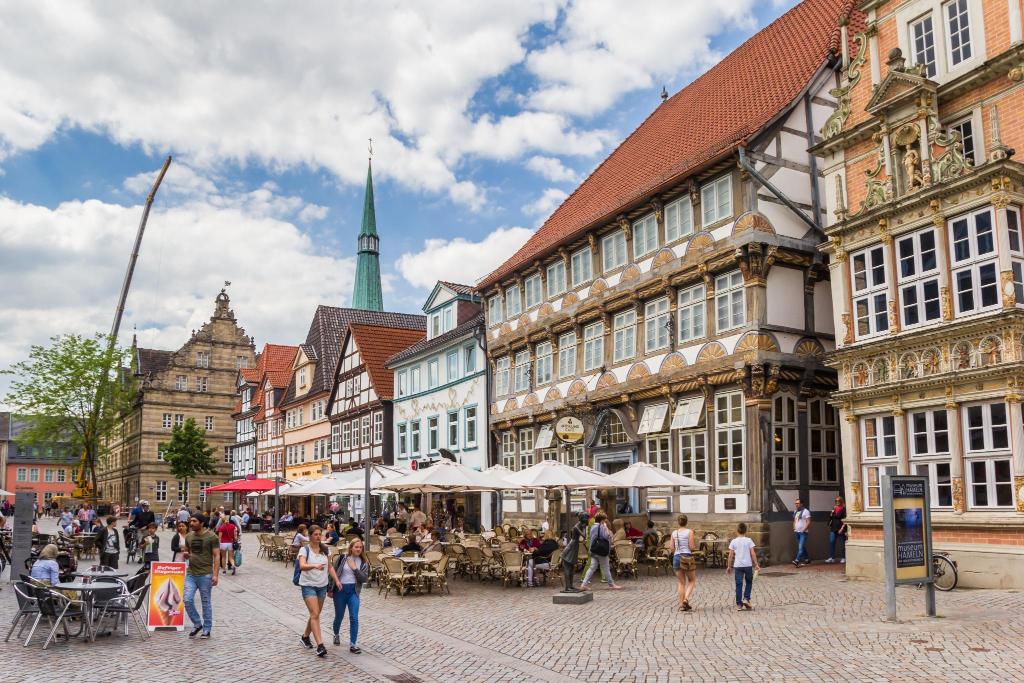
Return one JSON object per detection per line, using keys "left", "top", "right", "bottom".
{"left": 522, "top": 188, "right": 569, "bottom": 219}
{"left": 526, "top": 155, "right": 580, "bottom": 183}
{"left": 0, "top": 178, "right": 355, "bottom": 394}
{"left": 395, "top": 227, "right": 535, "bottom": 289}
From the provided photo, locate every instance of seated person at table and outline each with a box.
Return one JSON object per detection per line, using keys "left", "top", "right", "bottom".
{"left": 625, "top": 521, "right": 644, "bottom": 542}
{"left": 324, "top": 523, "right": 341, "bottom": 546}
{"left": 30, "top": 543, "right": 61, "bottom": 585}
{"left": 527, "top": 532, "right": 559, "bottom": 587}
{"left": 292, "top": 524, "right": 310, "bottom": 548}
{"left": 414, "top": 523, "right": 434, "bottom": 547}
{"left": 346, "top": 519, "right": 365, "bottom": 538}
{"left": 373, "top": 518, "right": 389, "bottom": 536}
{"left": 518, "top": 528, "right": 541, "bottom": 554}
{"left": 280, "top": 510, "right": 295, "bottom": 525}
{"left": 642, "top": 521, "right": 659, "bottom": 546}
{"left": 610, "top": 518, "right": 627, "bottom": 545}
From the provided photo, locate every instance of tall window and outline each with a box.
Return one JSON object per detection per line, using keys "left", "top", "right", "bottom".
{"left": 195, "top": 351, "right": 210, "bottom": 368}
{"left": 487, "top": 295, "right": 503, "bottom": 326}
{"left": 602, "top": 230, "right": 627, "bottom": 272}
{"left": 175, "top": 414, "right": 184, "bottom": 427}
{"left": 909, "top": 14, "right": 937, "bottom": 77}
{"left": 945, "top": 0, "right": 972, "bottom": 67}
{"left": 176, "top": 375, "right": 188, "bottom": 391}
{"left": 571, "top": 247, "right": 592, "bottom": 287}
{"left": 633, "top": 214, "right": 658, "bottom": 258}
{"left": 897, "top": 228, "right": 941, "bottom": 328}
{"left": 583, "top": 322, "right": 604, "bottom": 371}
{"left": 535, "top": 342, "right": 553, "bottom": 385}
{"left": 808, "top": 398, "right": 839, "bottom": 485}
{"left": 567, "top": 444, "right": 585, "bottom": 468}
{"left": 715, "top": 392, "right": 744, "bottom": 487}
{"left": 715, "top": 271, "right": 745, "bottom": 332}
{"left": 701, "top": 175, "right": 732, "bottom": 226}
{"left": 155, "top": 481, "right": 167, "bottom": 502}
{"left": 518, "top": 429, "right": 534, "bottom": 469}
{"left": 772, "top": 395, "right": 798, "bottom": 484}
{"left": 342, "top": 423, "right": 351, "bottom": 449}
{"left": 645, "top": 297, "right": 670, "bottom": 352}
{"left": 646, "top": 435, "right": 671, "bottom": 470}
{"left": 410, "top": 420, "right": 421, "bottom": 454}
{"left": 428, "top": 359, "right": 440, "bottom": 388}
{"left": 465, "top": 406, "right": 478, "bottom": 447}
{"left": 514, "top": 350, "right": 531, "bottom": 392}
{"left": 540, "top": 261, "right": 565, "bottom": 299}
{"left": 963, "top": 401, "right": 1012, "bottom": 507}
{"left": 502, "top": 432, "right": 516, "bottom": 469}
{"left": 949, "top": 117, "right": 976, "bottom": 166}
{"left": 163, "top": 413, "right": 172, "bottom": 429}
{"left": 612, "top": 310, "right": 636, "bottom": 362}
{"left": 196, "top": 377, "right": 209, "bottom": 393}
{"left": 558, "top": 332, "right": 577, "bottom": 378}
{"left": 524, "top": 273, "right": 543, "bottom": 309}
{"left": 447, "top": 412, "right": 459, "bottom": 448}
{"left": 665, "top": 196, "right": 693, "bottom": 242}
{"left": 963, "top": 402, "right": 1008, "bottom": 453}
{"left": 373, "top": 412, "right": 383, "bottom": 443}
{"left": 910, "top": 408, "right": 952, "bottom": 507}
{"left": 862, "top": 414, "right": 897, "bottom": 508}
{"left": 397, "top": 423, "right": 408, "bottom": 457}
{"left": 495, "top": 357, "right": 510, "bottom": 396}
{"left": 409, "top": 367, "right": 421, "bottom": 393}
{"left": 678, "top": 283, "right": 705, "bottom": 342}
{"left": 205, "top": 416, "right": 214, "bottom": 431}
{"left": 950, "top": 207, "right": 998, "bottom": 314}
{"left": 427, "top": 416, "right": 439, "bottom": 452}
{"left": 852, "top": 245, "right": 889, "bottom": 337}
{"left": 680, "top": 432, "right": 707, "bottom": 484}
{"left": 331, "top": 424, "right": 341, "bottom": 452}
{"left": 464, "top": 345, "right": 476, "bottom": 373}
{"left": 505, "top": 284, "right": 522, "bottom": 319}
{"left": 446, "top": 351, "right": 458, "bottom": 383}
{"left": 178, "top": 481, "right": 188, "bottom": 503}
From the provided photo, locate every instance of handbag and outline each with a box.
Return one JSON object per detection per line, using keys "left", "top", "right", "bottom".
{"left": 590, "top": 529, "right": 610, "bottom": 557}
{"left": 234, "top": 548, "right": 243, "bottom": 567}
{"left": 292, "top": 547, "right": 305, "bottom": 586}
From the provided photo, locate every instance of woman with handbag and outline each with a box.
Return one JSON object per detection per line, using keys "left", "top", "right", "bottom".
{"left": 298, "top": 526, "right": 338, "bottom": 658}
{"left": 330, "top": 537, "right": 369, "bottom": 653}
{"left": 671, "top": 514, "right": 698, "bottom": 611}
{"left": 580, "top": 513, "right": 622, "bottom": 591}
{"left": 217, "top": 515, "right": 238, "bottom": 575}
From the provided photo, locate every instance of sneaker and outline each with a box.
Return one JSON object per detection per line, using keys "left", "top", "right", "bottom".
{"left": 840, "top": 559, "right": 846, "bottom": 564}
{"left": 825, "top": 558, "right": 834, "bottom": 564}
{"left": 350, "top": 645, "right": 362, "bottom": 654}
{"left": 743, "top": 601, "right": 752, "bottom": 610}
{"left": 579, "top": 583, "right": 591, "bottom": 591}
{"left": 300, "top": 635, "right": 313, "bottom": 649}
{"left": 609, "top": 584, "right": 623, "bottom": 590}
{"left": 801, "top": 560, "right": 811, "bottom": 566}
{"left": 316, "top": 644, "right": 327, "bottom": 658}
{"left": 199, "top": 632, "right": 211, "bottom": 639}
{"left": 231, "top": 567, "right": 236, "bottom": 576}
{"left": 792, "top": 560, "right": 800, "bottom": 567}
{"left": 736, "top": 605, "right": 745, "bottom": 611}
{"left": 333, "top": 634, "right": 341, "bottom": 646}
{"left": 189, "top": 627, "right": 203, "bottom": 638}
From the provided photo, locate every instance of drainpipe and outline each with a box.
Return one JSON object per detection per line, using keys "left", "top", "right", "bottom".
{"left": 738, "top": 146, "right": 823, "bottom": 236}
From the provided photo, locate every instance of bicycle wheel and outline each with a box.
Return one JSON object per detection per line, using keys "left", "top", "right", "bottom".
{"left": 932, "top": 555, "right": 957, "bottom": 591}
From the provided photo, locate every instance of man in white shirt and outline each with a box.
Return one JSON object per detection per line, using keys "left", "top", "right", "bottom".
{"left": 792, "top": 499, "right": 811, "bottom": 567}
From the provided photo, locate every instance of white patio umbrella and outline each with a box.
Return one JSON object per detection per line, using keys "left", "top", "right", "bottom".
{"left": 605, "top": 461, "right": 710, "bottom": 489}
{"left": 381, "top": 459, "right": 509, "bottom": 493}
{"left": 504, "top": 460, "right": 614, "bottom": 489}
{"left": 0, "top": 488, "right": 12, "bottom": 496}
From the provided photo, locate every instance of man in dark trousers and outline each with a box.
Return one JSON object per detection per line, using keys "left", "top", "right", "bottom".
{"left": 96, "top": 516, "right": 120, "bottom": 568}
{"left": 561, "top": 512, "right": 588, "bottom": 593}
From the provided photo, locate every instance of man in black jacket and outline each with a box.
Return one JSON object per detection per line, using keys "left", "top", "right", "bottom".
{"left": 131, "top": 500, "right": 156, "bottom": 528}
{"left": 96, "top": 516, "right": 120, "bottom": 568}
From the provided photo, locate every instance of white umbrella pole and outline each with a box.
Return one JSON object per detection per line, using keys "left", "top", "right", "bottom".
{"left": 274, "top": 477, "right": 280, "bottom": 534}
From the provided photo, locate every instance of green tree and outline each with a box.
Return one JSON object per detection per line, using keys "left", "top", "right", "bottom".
{"left": 2, "top": 333, "right": 134, "bottom": 497}
{"left": 164, "top": 417, "right": 218, "bottom": 504}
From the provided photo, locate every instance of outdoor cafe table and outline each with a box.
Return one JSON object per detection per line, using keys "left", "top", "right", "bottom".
{"left": 53, "top": 582, "right": 111, "bottom": 640}
{"left": 75, "top": 569, "right": 130, "bottom": 581}
{"left": 398, "top": 556, "right": 436, "bottom": 593}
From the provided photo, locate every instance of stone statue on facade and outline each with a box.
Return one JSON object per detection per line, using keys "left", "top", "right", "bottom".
{"left": 561, "top": 512, "right": 588, "bottom": 593}
{"left": 902, "top": 145, "right": 924, "bottom": 192}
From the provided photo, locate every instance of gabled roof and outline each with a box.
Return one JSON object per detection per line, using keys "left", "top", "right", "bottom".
{"left": 424, "top": 281, "right": 480, "bottom": 313}
{"left": 135, "top": 348, "right": 173, "bottom": 376}
{"left": 249, "top": 343, "right": 299, "bottom": 421}
{"left": 478, "top": 0, "right": 855, "bottom": 289}
{"left": 283, "top": 306, "right": 426, "bottom": 405}
{"left": 346, "top": 323, "right": 427, "bottom": 402}
{"left": 438, "top": 281, "right": 475, "bottom": 296}
{"left": 386, "top": 313, "right": 484, "bottom": 368}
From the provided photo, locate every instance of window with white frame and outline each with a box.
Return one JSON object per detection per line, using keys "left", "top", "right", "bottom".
{"left": 464, "top": 345, "right": 476, "bottom": 373}
{"left": 163, "top": 413, "right": 172, "bottom": 429}
{"left": 205, "top": 416, "right": 214, "bottom": 431}
{"left": 808, "top": 398, "right": 839, "bottom": 485}
{"left": 196, "top": 350, "right": 210, "bottom": 368}
{"left": 909, "top": 13, "right": 937, "bottom": 77}
{"left": 342, "top": 422, "right": 351, "bottom": 449}
{"left": 851, "top": 245, "right": 889, "bottom": 337}
{"left": 428, "top": 416, "right": 439, "bottom": 452}
{"left": 963, "top": 401, "right": 1008, "bottom": 453}
{"left": 349, "top": 420, "right": 359, "bottom": 448}
{"left": 299, "top": 366, "right": 308, "bottom": 388}
{"left": 155, "top": 480, "right": 167, "bottom": 502}
{"left": 443, "top": 304, "right": 454, "bottom": 333}
{"left": 174, "top": 414, "right": 184, "bottom": 427}
{"left": 446, "top": 351, "right": 458, "bottom": 383}
{"left": 539, "top": 449, "right": 559, "bottom": 462}
{"left": 176, "top": 375, "right": 188, "bottom": 391}
{"left": 196, "top": 377, "right": 209, "bottom": 393}
{"left": 505, "top": 284, "right": 522, "bottom": 319}
{"left": 968, "top": 458, "right": 1013, "bottom": 508}
{"left": 428, "top": 359, "right": 440, "bottom": 388}
{"left": 525, "top": 273, "right": 543, "bottom": 309}
{"left": 864, "top": 463, "right": 897, "bottom": 509}
{"left": 558, "top": 332, "right": 577, "bottom": 378}
{"left": 951, "top": 208, "right": 999, "bottom": 315}
{"left": 178, "top": 481, "right": 188, "bottom": 503}
{"left": 331, "top": 423, "right": 340, "bottom": 452}
{"left": 465, "top": 406, "right": 478, "bottom": 448}
{"left": 502, "top": 432, "right": 516, "bottom": 469}
{"left": 567, "top": 444, "right": 585, "bottom": 468}
{"left": 598, "top": 414, "right": 629, "bottom": 445}
{"left": 910, "top": 408, "right": 950, "bottom": 456}
{"left": 535, "top": 342, "right": 553, "bottom": 385}
{"left": 715, "top": 392, "right": 744, "bottom": 487}
{"left": 633, "top": 214, "right": 658, "bottom": 258}
{"left": 14, "top": 467, "right": 26, "bottom": 482}
{"left": 361, "top": 416, "right": 370, "bottom": 447}
{"left": 547, "top": 260, "right": 567, "bottom": 297}
{"left": 646, "top": 435, "right": 671, "bottom": 470}
{"left": 948, "top": 117, "right": 977, "bottom": 166}
{"left": 945, "top": 0, "right": 972, "bottom": 67}
{"left": 678, "top": 283, "right": 705, "bottom": 342}
{"left": 701, "top": 175, "right": 732, "bottom": 226}
{"left": 409, "top": 367, "right": 421, "bottom": 394}
{"left": 914, "top": 460, "right": 954, "bottom": 508}
{"left": 862, "top": 414, "right": 897, "bottom": 458}
{"left": 679, "top": 431, "right": 706, "bottom": 484}
{"left": 56, "top": 469, "right": 66, "bottom": 483}
{"left": 514, "top": 350, "right": 531, "bottom": 392}
{"left": 487, "top": 295, "right": 503, "bottom": 326}
{"left": 199, "top": 482, "right": 210, "bottom": 504}
{"left": 373, "top": 412, "right": 383, "bottom": 443}
{"left": 772, "top": 394, "right": 798, "bottom": 484}
{"left": 495, "top": 356, "right": 510, "bottom": 396}
{"left": 602, "top": 230, "right": 627, "bottom": 272}
{"left": 897, "top": 227, "right": 941, "bottom": 328}
{"left": 665, "top": 196, "right": 693, "bottom": 242}
{"left": 715, "top": 271, "right": 745, "bottom": 332}
{"left": 397, "top": 423, "right": 408, "bottom": 457}
{"left": 612, "top": 309, "right": 636, "bottom": 362}
{"left": 447, "top": 412, "right": 459, "bottom": 448}
{"left": 410, "top": 420, "right": 421, "bottom": 454}
{"left": 44, "top": 468, "right": 53, "bottom": 483}
{"left": 519, "top": 428, "right": 534, "bottom": 469}
{"left": 583, "top": 322, "right": 604, "bottom": 371}
{"left": 571, "top": 247, "right": 592, "bottom": 286}
{"left": 645, "top": 297, "right": 670, "bottom": 352}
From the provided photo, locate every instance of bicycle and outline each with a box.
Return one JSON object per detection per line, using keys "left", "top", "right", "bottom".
{"left": 932, "top": 551, "right": 958, "bottom": 591}
{"left": 123, "top": 526, "right": 140, "bottom": 564}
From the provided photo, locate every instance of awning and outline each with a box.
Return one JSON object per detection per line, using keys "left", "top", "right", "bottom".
{"left": 204, "top": 478, "right": 279, "bottom": 493}
{"left": 535, "top": 424, "right": 555, "bottom": 450}
{"left": 670, "top": 396, "right": 705, "bottom": 430}
{"left": 637, "top": 404, "right": 669, "bottom": 434}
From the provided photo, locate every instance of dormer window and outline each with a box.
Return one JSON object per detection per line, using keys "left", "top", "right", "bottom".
{"left": 299, "top": 367, "right": 307, "bottom": 388}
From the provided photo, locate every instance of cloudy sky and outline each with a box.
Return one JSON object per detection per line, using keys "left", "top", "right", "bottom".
{"left": 0, "top": 0, "right": 797, "bottom": 395}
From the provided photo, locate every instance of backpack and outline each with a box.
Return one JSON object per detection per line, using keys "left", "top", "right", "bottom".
{"left": 590, "top": 527, "right": 610, "bottom": 557}
{"left": 292, "top": 546, "right": 306, "bottom": 585}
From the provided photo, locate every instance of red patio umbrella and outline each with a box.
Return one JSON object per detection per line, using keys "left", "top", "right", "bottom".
{"left": 204, "top": 478, "right": 279, "bottom": 493}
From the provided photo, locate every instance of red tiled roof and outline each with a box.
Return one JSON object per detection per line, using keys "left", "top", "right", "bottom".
{"left": 438, "top": 281, "right": 476, "bottom": 296}
{"left": 251, "top": 343, "right": 299, "bottom": 421}
{"left": 479, "top": 0, "right": 855, "bottom": 288}
{"left": 347, "top": 323, "right": 427, "bottom": 401}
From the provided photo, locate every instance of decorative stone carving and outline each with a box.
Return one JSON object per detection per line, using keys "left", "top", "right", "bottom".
{"left": 833, "top": 175, "right": 848, "bottom": 221}
{"left": 940, "top": 287, "right": 953, "bottom": 321}
{"left": 567, "top": 379, "right": 588, "bottom": 397}
{"left": 952, "top": 477, "right": 966, "bottom": 514}
{"left": 920, "top": 348, "right": 941, "bottom": 376}
{"left": 952, "top": 341, "right": 974, "bottom": 370}
{"left": 695, "top": 341, "right": 726, "bottom": 364}
{"left": 503, "top": 398, "right": 519, "bottom": 412}
{"left": 859, "top": 136, "right": 889, "bottom": 212}
{"left": 928, "top": 113, "right": 968, "bottom": 181}
{"left": 735, "top": 331, "right": 780, "bottom": 355}
{"left": 1002, "top": 270, "right": 1017, "bottom": 308}
{"left": 590, "top": 279, "right": 608, "bottom": 295}
{"left": 500, "top": 323, "right": 512, "bottom": 336}
{"left": 872, "top": 358, "right": 889, "bottom": 384}
{"left": 621, "top": 264, "right": 641, "bottom": 282}
{"left": 652, "top": 248, "right": 676, "bottom": 268}
{"left": 980, "top": 336, "right": 1003, "bottom": 366}
{"left": 899, "top": 352, "right": 919, "bottom": 379}
{"left": 1016, "top": 476, "right": 1024, "bottom": 513}
{"left": 793, "top": 337, "right": 825, "bottom": 358}
{"left": 626, "top": 363, "right": 651, "bottom": 381}
{"left": 733, "top": 211, "right": 776, "bottom": 236}
{"left": 660, "top": 353, "right": 686, "bottom": 373}
{"left": 850, "top": 482, "right": 863, "bottom": 513}
{"left": 539, "top": 302, "right": 554, "bottom": 317}
{"left": 543, "top": 387, "right": 562, "bottom": 402}
{"left": 596, "top": 372, "right": 618, "bottom": 389}
{"left": 522, "top": 393, "right": 540, "bottom": 407}
{"left": 587, "top": 233, "right": 598, "bottom": 253}
{"left": 841, "top": 313, "right": 854, "bottom": 346}
{"left": 820, "top": 32, "right": 867, "bottom": 139}
{"left": 684, "top": 232, "right": 715, "bottom": 258}
{"left": 852, "top": 362, "right": 869, "bottom": 388}
{"left": 519, "top": 313, "right": 532, "bottom": 328}
{"left": 561, "top": 292, "right": 579, "bottom": 307}
{"left": 887, "top": 300, "right": 900, "bottom": 334}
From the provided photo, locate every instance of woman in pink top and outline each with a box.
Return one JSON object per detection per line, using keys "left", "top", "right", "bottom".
{"left": 217, "top": 519, "right": 238, "bottom": 575}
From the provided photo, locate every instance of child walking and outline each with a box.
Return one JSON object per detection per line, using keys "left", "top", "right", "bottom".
{"left": 141, "top": 522, "right": 161, "bottom": 568}
{"left": 726, "top": 523, "right": 761, "bottom": 611}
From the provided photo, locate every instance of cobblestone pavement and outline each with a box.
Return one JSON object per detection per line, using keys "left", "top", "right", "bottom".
{"left": 4, "top": 519, "right": 1024, "bottom": 682}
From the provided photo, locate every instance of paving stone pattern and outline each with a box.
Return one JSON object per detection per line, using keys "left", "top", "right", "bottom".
{"left": 4, "top": 520, "right": 1024, "bottom": 682}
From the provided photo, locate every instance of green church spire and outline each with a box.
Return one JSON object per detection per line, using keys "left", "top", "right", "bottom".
{"left": 352, "top": 159, "right": 384, "bottom": 311}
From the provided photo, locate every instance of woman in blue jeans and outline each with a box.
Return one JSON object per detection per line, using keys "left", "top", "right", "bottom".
{"left": 331, "top": 537, "right": 369, "bottom": 653}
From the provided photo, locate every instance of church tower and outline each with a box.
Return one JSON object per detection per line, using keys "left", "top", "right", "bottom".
{"left": 351, "top": 160, "right": 384, "bottom": 311}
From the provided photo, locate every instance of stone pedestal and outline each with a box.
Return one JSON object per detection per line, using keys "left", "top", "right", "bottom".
{"left": 552, "top": 591, "right": 594, "bottom": 605}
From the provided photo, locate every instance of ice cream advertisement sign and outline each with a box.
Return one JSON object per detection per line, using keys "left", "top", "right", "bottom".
{"left": 148, "top": 562, "right": 187, "bottom": 631}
